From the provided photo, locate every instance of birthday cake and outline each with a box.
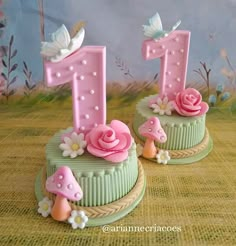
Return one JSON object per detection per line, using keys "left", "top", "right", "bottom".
{"left": 35, "top": 24, "right": 145, "bottom": 229}
{"left": 133, "top": 13, "right": 213, "bottom": 164}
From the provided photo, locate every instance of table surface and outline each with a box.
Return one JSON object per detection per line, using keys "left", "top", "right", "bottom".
{"left": 0, "top": 103, "right": 235, "bottom": 246}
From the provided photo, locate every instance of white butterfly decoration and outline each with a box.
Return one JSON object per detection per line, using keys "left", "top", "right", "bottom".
{"left": 41, "top": 24, "right": 85, "bottom": 63}
{"left": 143, "top": 12, "right": 181, "bottom": 41}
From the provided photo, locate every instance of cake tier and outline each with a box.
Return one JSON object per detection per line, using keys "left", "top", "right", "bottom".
{"left": 46, "top": 129, "right": 138, "bottom": 207}
{"left": 133, "top": 95, "right": 206, "bottom": 150}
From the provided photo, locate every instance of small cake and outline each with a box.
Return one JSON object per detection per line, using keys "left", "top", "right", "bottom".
{"left": 132, "top": 13, "right": 213, "bottom": 164}
{"left": 35, "top": 24, "right": 145, "bottom": 229}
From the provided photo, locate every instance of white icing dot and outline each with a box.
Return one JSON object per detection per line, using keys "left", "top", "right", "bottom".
{"left": 80, "top": 96, "right": 85, "bottom": 101}
{"left": 58, "top": 175, "right": 63, "bottom": 180}
{"left": 171, "top": 51, "right": 175, "bottom": 55}
{"left": 148, "top": 128, "right": 152, "bottom": 132}
{"left": 92, "top": 72, "right": 97, "bottom": 76}
{"left": 75, "top": 192, "right": 81, "bottom": 198}
{"left": 168, "top": 84, "right": 172, "bottom": 88}
{"left": 175, "top": 37, "right": 179, "bottom": 42}
{"left": 81, "top": 60, "right": 87, "bottom": 65}
{"left": 160, "top": 136, "right": 165, "bottom": 141}
{"left": 57, "top": 183, "right": 62, "bottom": 188}
{"left": 180, "top": 49, "right": 184, "bottom": 53}
{"left": 94, "top": 106, "right": 99, "bottom": 111}
{"left": 56, "top": 72, "right": 61, "bottom": 78}
{"left": 150, "top": 120, "right": 154, "bottom": 125}
{"left": 94, "top": 123, "right": 98, "bottom": 127}
{"left": 67, "top": 184, "right": 73, "bottom": 190}
{"left": 158, "top": 129, "right": 162, "bottom": 133}
{"left": 176, "top": 62, "right": 180, "bottom": 66}
{"left": 161, "top": 45, "right": 165, "bottom": 49}
{"left": 151, "top": 49, "right": 156, "bottom": 53}
{"left": 176, "top": 77, "right": 181, "bottom": 82}
{"left": 80, "top": 126, "right": 85, "bottom": 131}
{"left": 90, "top": 89, "right": 95, "bottom": 95}
{"left": 167, "top": 71, "right": 171, "bottom": 75}
{"left": 79, "top": 75, "right": 85, "bottom": 80}
{"left": 85, "top": 114, "right": 89, "bottom": 119}
{"left": 69, "top": 66, "right": 74, "bottom": 71}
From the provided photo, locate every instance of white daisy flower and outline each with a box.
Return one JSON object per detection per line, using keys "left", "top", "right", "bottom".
{"left": 136, "top": 144, "right": 144, "bottom": 157}
{"left": 59, "top": 132, "right": 87, "bottom": 158}
{"left": 68, "top": 210, "right": 88, "bottom": 229}
{"left": 38, "top": 197, "right": 53, "bottom": 217}
{"left": 156, "top": 150, "right": 171, "bottom": 165}
{"left": 151, "top": 96, "right": 174, "bottom": 116}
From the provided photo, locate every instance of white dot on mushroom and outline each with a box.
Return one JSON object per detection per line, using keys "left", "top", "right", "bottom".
{"left": 92, "top": 72, "right": 97, "bottom": 77}
{"left": 176, "top": 77, "right": 181, "bottom": 82}
{"left": 94, "top": 106, "right": 99, "bottom": 111}
{"left": 151, "top": 49, "right": 156, "bottom": 53}
{"left": 58, "top": 175, "right": 63, "bottom": 180}
{"left": 175, "top": 37, "right": 179, "bottom": 42}
{"left": 69, "top": 66, "right": 74, "bottom": 71}
{"left": 150, "top": 120, "right": 154, "bottom": 125}
{"left": 67, "top": 184, "right": 73, "bottom": 190}
{"left": 90, "top": 90, "right": 95, "bottom": 95}
{"left": 79, "top": 75, "right": 85, "bottom": 80}
{"left": 94, "top": 123, "right": 98, "bottom": 127}
{"left": 56, "top": 72, "right": 61, "bottom": 78}
{"left": 180, "top": 49, "right": 184, "bottom": 53}
{"left": 80, "top": 126, "right": 85, "bottom": 131}
{"left": 167, "top": 71, "right": 171, "bottom": 75}
{"left": 81, "top": 60, "right": 87, "bottom": 65}
{"left": 148, "top": 128, "right": 152, "bottom": 132}
{"left": 168, "top": 84, "right": 172, "bottom": 88}
{"left": 75, "top": 192, "right": 81, "bottom": 198}
{"left": 57, "top": 183, "right": 62, "bottom": 188}
{"left": 161, "top": 45, "right": 165, "bottom": 49}
{"left": 85, "top": 114, "right": 89, "bottom": 119}
{"left": 176, "top": 62, "right": 180, "bottom": 66}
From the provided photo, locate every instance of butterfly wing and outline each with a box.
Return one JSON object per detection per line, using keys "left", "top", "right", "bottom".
{"left": 143, "top": 12, "right": 164, "bottom": 39}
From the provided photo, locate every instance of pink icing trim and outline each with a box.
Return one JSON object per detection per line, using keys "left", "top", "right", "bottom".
{"left": 86, "top": 120, "right": 132, "bottom": 163}
{"left": 173, "top": 88, "right": 209, "bottom": 117}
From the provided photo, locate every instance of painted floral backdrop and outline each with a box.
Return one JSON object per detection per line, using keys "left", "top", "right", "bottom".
{"left": 0, "top": 0, "right": 235, "bottom": 111}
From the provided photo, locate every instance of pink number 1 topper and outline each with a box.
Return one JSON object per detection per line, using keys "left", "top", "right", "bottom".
{"left": 142, "top": 13, "right": 190, "bottom": 103}
{"left": 41, "top": 25, "right": 106, "bottom": 135}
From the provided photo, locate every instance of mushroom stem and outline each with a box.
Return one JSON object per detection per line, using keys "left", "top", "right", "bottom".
{"left": 51, "top": 195, "right": 72, "bottom": 221}
{"left": 142, "top": 138, "right": 157, "bottom": 159}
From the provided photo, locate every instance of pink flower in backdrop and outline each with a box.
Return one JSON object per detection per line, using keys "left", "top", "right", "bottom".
{"left": 173, "top": 88, "right": 209, "bottom": 117}
{"left": 86, "top": 120, "right": 132, "bottom": 163}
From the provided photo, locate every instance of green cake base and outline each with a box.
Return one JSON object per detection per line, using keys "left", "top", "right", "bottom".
{"left": 35, "top": 163, "right": 146, "bottom": 227}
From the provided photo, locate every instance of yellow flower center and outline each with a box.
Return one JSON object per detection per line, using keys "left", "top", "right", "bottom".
{"left": 160, "top": 103, "right": 167, "bottom": 110}
{"left": 160, "top": 153, "right": 166, "bottom": 161}
{"left": 42, "top": 203, "right": 49, "bottom": 211}
{"left": 71, "top": 143, "right": 80, "bottom": 151}
{"left": 75, "top": 216, "right": 82, "bottom": 224}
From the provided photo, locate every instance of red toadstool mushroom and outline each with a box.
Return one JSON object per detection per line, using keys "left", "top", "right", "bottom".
{"left": 46, "top": 166, "right": 83, "bottom": 221}
{"left": 138, "top": 117, "right": 167, "bottom": 158}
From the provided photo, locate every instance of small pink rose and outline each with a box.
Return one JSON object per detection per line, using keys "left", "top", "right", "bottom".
{"left": 173, "top": 88, "right": 209, "bottom": 117}
{"left": 86, "top": 120, "right": 132, "bottom": 163}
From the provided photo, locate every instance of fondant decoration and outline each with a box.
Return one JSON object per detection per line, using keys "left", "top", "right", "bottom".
{"left": 173, "top": 88, "right": 209, "bottom": 117}
{"left": 68, "top": 210, "right": 88, "bottom": 229}
{"left": 156, "top": 150, "right": 170, "bottom": 165}
{"left": 41, "top": 24, "right": 85, "bottom": 62}
{"left": 43, "top": 44, "right": 106, "bottom": 135}
{"left": 142, "top": 20, "right": 190, "bottom": 102}
{"left": 46, "top": 166, "right": 83, "bottom": 221}
{"left": 138, "top": 117, "right": 167, "bottom": 159}
{"left": 150, "top": 96, "right": 174, "bottom": 115}
{"left": 59, "top": 132, "right": 87, "bottom": 158}
{"left": 38, "top": 197, "right": 53, "bottom": 217}
{"left": 136, "top": 144, "right": 144, "bottom": 157}
{"left": 143, "top": 12, "right": 181, "bottom": 40}
{"left": 86, "top": 120, "right": 132, "bottom": 163}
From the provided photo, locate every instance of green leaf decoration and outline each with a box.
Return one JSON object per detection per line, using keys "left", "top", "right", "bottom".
{"left": 1, "top": 72, "right": 7, "bottom": 81}
{"left": 11, "top": 49, "right": 17, "bottom": 59}
{"left": 23, "top": 61, "right": 28, "bottom": 71}
{"left": 25, "top": 80, "right": 30, "bottom": 89}
{"left": 2, "top": 59, "right": 7, "bottom": 68}
{"left": 10, "top": 63, "right": 18, "bottom": 73}
{"left": 9, "top": 76, "right": 17, "bottom": 85}
{"left": 9, "top": 35, "right": 14, "bottom": 47}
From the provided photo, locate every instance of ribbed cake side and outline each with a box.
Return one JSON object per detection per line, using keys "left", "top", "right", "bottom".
{"left": 46, "top": 129, "right": 139, "bottom": 206}
{"left": 133, "top": 95, "right": 206, "bottom": 150}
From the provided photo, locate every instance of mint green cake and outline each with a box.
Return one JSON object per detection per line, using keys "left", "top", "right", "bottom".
{"left": 133, "top": 95, "right": 213, "bottom": 164}
{"left": 35, "top": 129, "right": 146, "bottom": 227}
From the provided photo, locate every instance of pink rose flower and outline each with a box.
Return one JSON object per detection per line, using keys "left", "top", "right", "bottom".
{"left": 173, "top": 88, "right": 209, "bottom": 117}
{"left": 86, "top": 120, "right": 132, "bottom": 163}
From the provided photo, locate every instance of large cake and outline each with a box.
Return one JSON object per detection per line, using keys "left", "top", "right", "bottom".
{"left": 132, "top": 13, "right": 213, "bottom": 164}
{"left": 35, "top": 23, "right": 145, "bottom": 229}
